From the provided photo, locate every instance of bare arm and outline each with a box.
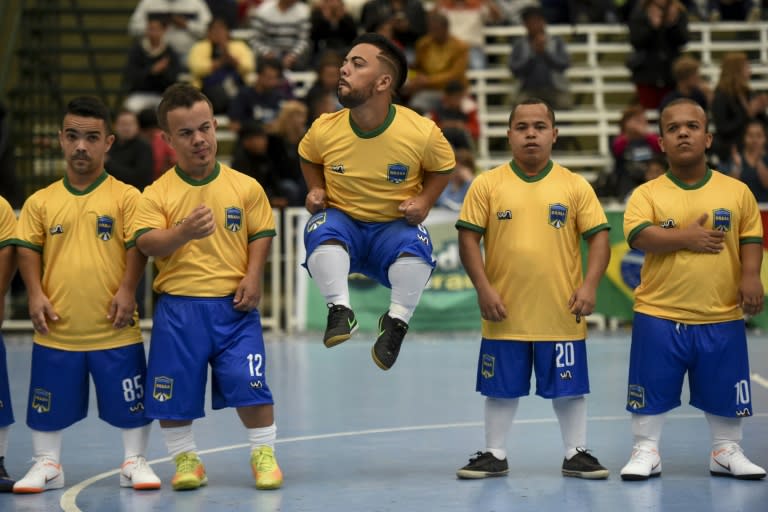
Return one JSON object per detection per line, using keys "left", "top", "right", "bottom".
{"left": 301, "top": 160, "right": 327, "bottom": 214}
{"left": 400, "top": 171, "right": 452, "bottom": 225}
{"left": 17, "top": 247, "right": 58, "bottom": 334}
{"left": 458, "top": 228, "right": 507, "bottom": 322}
{"left": 108, "top": 247, "right": 148, "bottom": 328}
{"left": 233, "top": 236, "right": 272, "bottom": 311}
{"left": 630, "top": 213, "right": 725, "bottom": 254}
{"left": 136, "top": 204, "right": 216, "bottom": 257}
{"left": 739, "top": 242, "right": 764, "bottom": 316}
{"left": 0, "top": 246, "right": 16, "bottom": 326}
{"left": 569, "top": 229, "right": 610, "bottom": 320}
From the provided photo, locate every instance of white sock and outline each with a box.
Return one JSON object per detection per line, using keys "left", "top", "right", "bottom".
{"left": 161, "top": 425, "right": 197, "bottom": 458}
{"left": 387, "top": 257, "right": 432, "bottom": 323}
{"left": 552, "top": 395, "right": 587, "bottom": 460}
{"left": 0, "top": 426, "right": 8, "bottom": 457}
{"left": 247, "top": 423, "right": 277, "bottom": 452}
{"left": 122, "top": 424, "right": 152, "bottom": 460}
{"left": 706, "top": 413, "right": 743, "bottom": 450}
{"left": 630, "top": 412, "right": 666, "bottom": 451}
{"left": 31, "top": 429, "right": 63, "bottom": 463}
{"left": 307, "top": 245, "right": 351, "bottom": 307}
{"left": 485, "top": 397, "right": 518, "bottom": 460}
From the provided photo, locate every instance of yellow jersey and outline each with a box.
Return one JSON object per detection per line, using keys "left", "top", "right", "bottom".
{"left": 457, "top": 160, "right": 610, "bottom": 341}
{"left": 624, "top": 169, "right": 762, "bottom": 323}
{"left": 0, "top": 195, "right": 15, "bottom": 246}
{"left": 15, "top": 172, "right": 143, "bottom": 351}
{"left": 134, "top": 162, "right": 276, "bottom": 296}
{"left": 299, "top": 104, "right": 455, "bottom": 222}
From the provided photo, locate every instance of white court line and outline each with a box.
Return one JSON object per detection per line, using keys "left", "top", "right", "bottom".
{"left": 752, "top": 373, "right": 768, "bottom": 389}
{"left": 59, "top": 412, "right": 768, "bottom": 512}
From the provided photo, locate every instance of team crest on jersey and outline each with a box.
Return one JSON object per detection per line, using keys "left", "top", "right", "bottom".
{"left": 497, "top": 210, "right": 512, "bottom": 220}
{"left": 627, "top": 384, "right": 646, "bottom": 410}
{"left": 31, "top": 388, "right": 52, "bottom": 413}
{"left": 97, "top": 215, "right": 114, "bottom": 241}
{"left": 548, "top": 203, "right": 568, "bottom": 229}
{"left": 387, "top": 163, "right": 409, "bottom": 184}
{"left": 660, "top": 218, "right": 676, "bottom": 229}
{"left": 49, "top": 224, "right": 64, "bottom": 235}
{"left": 306, "top": 211, "right": 327, "bottom": 233}
{"left": 481, "top": 354, "right": 495, "bottom": 378}
{"left": 712, "top": 208, "right": 731, "bottom": 232}
{"left": 152, "top": 376, "right": 174, "bottom": 402}
{"left": 330, "top": 163, "right": 345, "bottom": 174}
{"left": 225, "top": 206, "right": 243, "bottom": 232}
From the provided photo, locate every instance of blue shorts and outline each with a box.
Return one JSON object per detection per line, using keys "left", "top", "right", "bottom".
{"left": 303, "top": 208, "right": 436, "bottom": 288}
{"left": 476, "top": 338, "right": 590, "bottom": 399}
{"left": 627, "top": 313, "right": 753, "bottom": 417}
{"left": 0, "top": 335, "right": 14, "bottom": 428}
{"left": 145, "top": 295, "right": 273, "bottom": 421}
{"left": 26, "top": 343, "right": 151, "bottom": 431}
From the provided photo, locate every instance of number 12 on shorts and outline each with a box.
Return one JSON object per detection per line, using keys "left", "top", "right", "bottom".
{"left": 247, "top": 353, "right": 263, "bottom": 377}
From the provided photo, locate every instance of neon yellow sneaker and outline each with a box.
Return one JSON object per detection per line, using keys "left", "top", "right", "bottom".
{"left": 251, "top": 446, "right": 283, "bottom": 490}
{"left": 171, "top": 452, "right": 207, "bottom": 491}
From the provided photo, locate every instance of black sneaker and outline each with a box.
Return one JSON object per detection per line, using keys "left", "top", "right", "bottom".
{"left": 323, "top": 304, "right": 358, "bottom": 348}
{"left": 0, "top": 456, "right": 14, "bottom": 492}
{"left": 456, "top": 451, "right": 509, "bottom": 479}
{"left": 562, "top": 448, "right": 609, "bottom": 479}
{"left": 371, "top": 313, "right": 408, "bottom": 370}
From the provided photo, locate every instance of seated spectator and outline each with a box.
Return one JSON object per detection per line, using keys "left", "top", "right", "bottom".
{"left": 611, "top": 104, "right": 663, "bottom": 199}
{"left": 360, "top": 0, "right": 427, "bottom": 63}
{"left": 188, "top": 17, "right": 255, "bottom": 114}
{"left": 304, "top": 52, "right": 343, "bottom": 125}
{"left": 122, "top": 16, "right": 182, "bottom": 114}
{"left": 434, "top": 0, "right": 504, "bottom": 70}
{"left": 402, "top": 12, "right": 469, "bottom": 114}
{"left": 265, "top": 100, "right": 309, "bottom": 207}
{"left": 129, "top": 0, "right": 212, "bottom": 65}
{"left": 658, "top": 54, "right": 712, "bottom": 112}
{"left": 228, "top": 57, "right": 295, "bottom": 134}
{"left": 435, "top": 147, "right": 475, "bottom": 211}
{"left": 205, "top": 0, "right": 239, "bottom": 28}
{"left": 509, "top": 6, "right": 573, "bottom": 110}
{"left": 248, "top": 0, "right": 312, "bottom": 71}
{"left": 723, "top": 119, "right": 768, "bottom": 202}
{"left": 137, "top": 108, "right": 177, "bottom": 181}
{"left": 230, "top": 119, "right": 289, "bottom": 207}
{"left": 624, "top": 153, "right": 667, "bottom": 202}
{"left": 426, "top": 80, "right": 479, "bottom": 151}
{"left": 310, "top": 0, "right": 359, "bottom": 66}
{"left": 106, "top": 110, "right": 154, "bottom": 192}
{"left": 707, "top": 0, "right": 761, "bottom": 21}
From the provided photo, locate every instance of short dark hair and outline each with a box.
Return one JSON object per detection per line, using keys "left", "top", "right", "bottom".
{"left": 157, "top": 83, "right": 213, "bottom": 132}
{"left": 65, "top": 96, "right": 111, "bottom": 129}
{"left": 350, "top": 32, "right": 407, "bottom": 91}
{"left": 257, "top": 56, "right": 283, "bottom": 75}
{"left": 521, "top": 6, "right": 546, "bottom": 22}
{"left": 658, "top": 97, "right": 708, "bottom": 135}
{"left": 508, "top": 97, "right": 556, "bottom": 127}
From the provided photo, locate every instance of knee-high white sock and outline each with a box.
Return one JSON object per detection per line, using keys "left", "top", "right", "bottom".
{"left": 307, "top": 245, "right": 351, "bottom": 307}
{"left": 485, "top": 397, "right": 518, "bottom": 460}
{"left": 0, "top": 426, "right": 9, "bottom": 458}
{"left": 31, "top": 430, "right": 63, "bottom": 463}
{"left": 706, "top": 413, "right": 743, "bottom": 450}
{"left": 247, "top": 423, "right": 277, "bottom": 452}
{"left": 122, "top": 424, "right": 152, "bottom": 460}
{"left": 552, "top": 395, "right": 587, "bottom": 460}
{"left": 387, "top": 257, "right": 432, "bottom": 323}
{"left": 630, "top": 412, "right": 666, "bottom": 451}
{"left": 161, "top": 425, "right": 197, "bottom": 458}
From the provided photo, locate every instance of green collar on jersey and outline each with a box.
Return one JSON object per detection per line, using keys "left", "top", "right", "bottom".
{"left": 665, "top": 167, "right": 712, "bottom": 190}
{"left": 509, "top": 159, "right": 553, "bottom": 182}
{"left": 64, "top": 170, "right": 108, "bottom": 195}
{"left": 349, "top": 104, "right": 396, "bottom": 139}
{"left": 175, "top": 161, "right": 221, "bottom": 186}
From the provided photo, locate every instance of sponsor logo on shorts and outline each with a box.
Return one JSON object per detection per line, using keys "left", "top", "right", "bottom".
{"left": 225, "top": 206, "right": 243, "bottom": 232}
{"left": 559, "top": 370, "right": 573, "bottom": 380}
{"left": 31, "top": 388, "right": 52, "bottom": 413}
{"left": 627, "top": 384, "right": 645, "bottom": 409}
{"left": 481, "top": 354, "right": 495, "bottom": 378}
{"left": 387, "top": 163, "right": 409, "bottom": 184}
{"left": 736, "top": 408, "right": 752, "bottom": 417}
{"left": 712, "top": 208, "right": 731, "bottom": 232}
{"left": 152, "top": 376, "right": 174, "bottom": 402}
{"left": 250, "top": 381, "right": 263, "bottom": 389}
{"left": 130, "top": 402, "right": 145, "bottom": 413}
{"left": 306, "top": 211, "right": 327, "bottom": 233}
{"left": 548, "top": 203, "right": 567, "bottom": 229}
{"left": 97, "top": 215, "right": 114, "bottom": 241}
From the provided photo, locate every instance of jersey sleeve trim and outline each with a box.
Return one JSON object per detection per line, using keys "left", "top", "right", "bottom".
{"left": 581, "top": 223, "right": 610, "bottom": 240}
{"left": 626, "top": 222, "right": 654, "bottom": 245}
{"left": 0, "top": 238, "right": 22, "bottom": 249}
{"left": 124, "top": 239, "right": 136, "bottom": 250}
{"left": 133, "top": 227, "right": 154, "bottom": 243}
{"left": 299, "top": 155, "right": 321, "bottom": 165}
{"left": 431, "top": 167, "right": 455, "bottom": 174}
{"left": 14, "top": 240, "right": 43, "bottom": 253}
{"left": 248, "top": 229, "right": 277, "bottom": 242}
{"left": 455, "top": 220, "right": 485, "bottom": 234}
{"left": 739, "top": 237, "right": 763, "bottom": 245}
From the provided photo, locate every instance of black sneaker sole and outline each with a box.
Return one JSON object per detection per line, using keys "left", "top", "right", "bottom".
{"left": 562, "top": 468, "right": 610, "bottom": 479}
{"left": 324, "top": 325, "right": 358, "bottom": 348}
{"left": 710, "top": 470, "right": 766, "bottom": 480}
{"left": 621, "top": 471, "right": 661, "bottom": 481}
{"left": 456, "top": 469, "right": 509, "bottom": 479}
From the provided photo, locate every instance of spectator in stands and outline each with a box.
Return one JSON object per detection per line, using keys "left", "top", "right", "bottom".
{"left": 137, "top": 108, "right": 177, "bottom": 181}
{"left": 228, "top": 57, "right": 294, "bottom": 134}
{"left": 123, "top": 16, "right": 182, "bottom": 114}
{"left": 434, "top": 0, "right": 504, "bottom": 70}
{"left": 426, "top": 80, "right": 480, "bottom": 150}
{"left": 0, "top": 102, "right": 20, "bottom": 209}
{"left": 205, "top": 0, "right": 239, "bottom": 28}
{"left": 129, "top": 0, "right": 212, "bottom": 65}
{"left": 723, "top": 119, "right": 768, "bottom": 202}
{"left": 248, "top": 0, "right": 312, "bottom": 71}
{"left": 508, "top": 6, "right": 573, "bottom": 110}
{"left": 711, "top": 52, "right": 768, "bottom": 164}
{"left": 611, "top": 104, "right": 663, "bottom": 199}
{"left": 360, "top": 0, "right": 428, "bottom": 63}
{"left": 707, "top": 0, "right": 761, "bottom": 21}
{"left": 304, "top": 52, "right": 343, "bottom": 125}
{"left": 540, "top": 0, "right": 619, "bottom": 24}
{"left": 106, "top": 110, "right": 154, "bottom": 192}
{"left": 310, "top": 0, "right": 359, "bottom": 66}
{"left": 435, "top": 147, "right": 475, "bottom": 211}
{"left": 626, "top": 0, "right": 689, "bottom": 110}
{"left": 230, "top": 120, "right": 288, "bottom": 207}
{"left": 402, "top": 12, "right": 469, "bottom": 113}
{"left": 658, "top": 54, "right": 712, "bottom": 112}
{"left": 624, "top": 153, "right": 667, "bottom": 202}
{"left": 188, "top": 17, "right": 255, "bottom": 115}
{"left": 265, "top": 100, "right": 309, "bottom": 207}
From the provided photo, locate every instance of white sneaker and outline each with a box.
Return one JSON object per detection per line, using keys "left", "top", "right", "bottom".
{"left": 620, "top": 446, "right": 662, "bottom": 481}
{"left": 121, "top": 456, "right": 161, "bottom": 490}
{"left": 710, "top": 444, "right": 766, "bottom": 480}
{"left": 13, "top": 457, "right": 65, "bottom": 493}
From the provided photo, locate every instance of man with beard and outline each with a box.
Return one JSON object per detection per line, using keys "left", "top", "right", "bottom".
{"left": 299, "top": 33, "right": 455, "bottom": 370}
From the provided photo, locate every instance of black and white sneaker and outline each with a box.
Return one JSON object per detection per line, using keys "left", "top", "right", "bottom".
{"left": 323, "top": 304, "right": 358, "bottom": 348}
{"left": 562, "top": 448, "right": 609, "bottom": 479}
{"left": 371, "top": 313, "right": 408, "bottom": 370}
{"left": 456, "top": 451, "right": 509, "bottom": 479}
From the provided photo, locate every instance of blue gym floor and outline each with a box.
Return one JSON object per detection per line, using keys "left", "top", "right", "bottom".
{"left": 0, "top": 328, "right": 766, "bottom": 512}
